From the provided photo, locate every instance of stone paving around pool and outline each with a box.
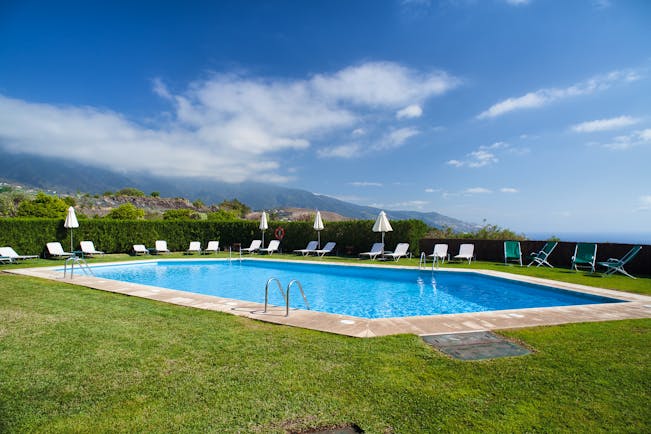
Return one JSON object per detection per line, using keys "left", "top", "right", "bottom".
{"left": 6, "top": 258, "right": 651, "bottom": 338}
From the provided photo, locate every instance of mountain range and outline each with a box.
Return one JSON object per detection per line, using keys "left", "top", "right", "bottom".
{"left": 0, "top": 151, "right": 477, "bottom": 231}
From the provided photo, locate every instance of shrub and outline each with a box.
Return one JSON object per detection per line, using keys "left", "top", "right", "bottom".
{"left": 0, "top": 219, "right": 429, "bottom": 256}
{"left": 16, "top": 192, "right": 68, "bottom": 218}
{"left": 116, "top": 187, "right": 145, "bottom": 197}
{"left": 105, "top": 204, "right": 145, "bottom": 220}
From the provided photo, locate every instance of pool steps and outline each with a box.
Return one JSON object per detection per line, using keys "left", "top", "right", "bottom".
{"left": 264, "top": 277, "right": 310, "bottom": 316}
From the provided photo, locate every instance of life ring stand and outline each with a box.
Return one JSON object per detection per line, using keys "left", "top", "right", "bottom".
{"left": 274, "top": 227, "right": 285, "bottom": 240}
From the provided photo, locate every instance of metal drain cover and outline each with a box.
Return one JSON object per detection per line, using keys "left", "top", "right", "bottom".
{"left": 422, "top": 331, "right": 531, "bottom": 360}
{"left": 291, "top": 424, "right": 363, "bottom": 434}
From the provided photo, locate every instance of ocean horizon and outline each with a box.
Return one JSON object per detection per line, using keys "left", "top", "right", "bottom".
{"left": 525, "top": 232, "right": 651, "bottom": 245}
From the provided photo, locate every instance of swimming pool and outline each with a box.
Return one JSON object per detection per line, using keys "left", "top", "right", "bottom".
{"left": 86, "top": 260, "right": 622, "bottom": 319}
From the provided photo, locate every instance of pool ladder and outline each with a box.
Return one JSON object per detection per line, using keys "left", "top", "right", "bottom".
{"left": 264, "top": 277, "right": 310, "bottom": 317}
{"left": 228, "top": 247, "right": 243, "bottom": 262}
{"left": 63, "top": 255, "right": 94, "bottom": 279}
{"left": 419, "top": 252, "right": 440, "bottom": 271}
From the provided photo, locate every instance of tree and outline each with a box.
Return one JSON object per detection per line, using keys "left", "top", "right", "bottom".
{"left": 116, "top": 187, "right": 145, "bottom": 197}
{"left": 218, "top": 198, "right": 251, "bottom": 218}
{"left": 207, "top": 209, "right": 240, "bottom": 221}
{"left": 0, "top": 190, "right": 28, "bottom": 217}
{"left": 150, "top": 191, "right": 160, "bottom": 197}
{"left": 192, "top": 199, "right": 205, "bottom": 208}
{"left": 17, "top": 192, "right": 68, "bottom": 218}
{"left": 105, "top": 203, "right": 145, "bottom": 220}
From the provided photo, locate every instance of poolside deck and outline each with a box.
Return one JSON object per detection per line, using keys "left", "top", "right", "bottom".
{"left": 6, "top": 258, "right": 651, "bottom": 338}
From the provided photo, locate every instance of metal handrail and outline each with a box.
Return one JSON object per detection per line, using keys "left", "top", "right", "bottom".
{"left": 228, "top": 247, "right": 243, "bottom": 262}
{"left": 63, "top": 255, "right": 94, "bottom": 279}
{"left": 287, "top": 279, "right": 310, "bottom": 315}
{"left": 264, "top": 277, "right": 286, "bottom": 313}
{"left": 263, "top": 278, "right": 310, "bottom": 317}
{"left": 419, "top": 252, "right": 426, "bottom": 270}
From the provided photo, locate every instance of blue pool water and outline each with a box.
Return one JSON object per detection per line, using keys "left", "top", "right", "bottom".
{"left": 88, "top": 260, "right": 622, "bottom": 319}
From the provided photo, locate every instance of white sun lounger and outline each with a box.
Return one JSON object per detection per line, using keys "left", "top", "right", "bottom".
{"left": 360, "top": 243, "right": 384, "bottom": 260}
{"left": 312, "top": 242, "right": 336, "bottom": 257}
{"left": 133, "top": 244, "right": 149, "bottom": 255}
{"left": 203, "top": 241, "right": 220, "bottom": 254}
{"left": 240, "top": 240, "right": 262, "bottom": 254}
{"left": 259, "top": 239, "right": 280, "bottom": 255}
{"left": 453, "top": 244, "right": 474, "bottom": 264}
{"left": 428, "top": 243, "right": 448, "bottom": 263}
{"left": 153, "top": 240, "right": 170, "bottom": 254}
{"left": 294, "top": 241, "right": 318, "bottom": 256}
{"left": 186, "top": 241, "right": 202, "bottom": 254}
{"left": 382, "top": 243, "right": 410, "bottom": 261}
{"left": 80, "top": 241, "right": 104, "bottom": 257}
{"left": 0, "top": 246, "right": 38, "bottom": 260}
{"left": 46, "top": 242, "right": 72, "bottom": 259}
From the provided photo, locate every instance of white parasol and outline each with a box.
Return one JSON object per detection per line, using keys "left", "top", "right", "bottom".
{"left": 372, "top": 210, "right": 393, "bottom": 245}
{"left": 64, "top": 206, "right": 79, "bottom": 252}
{"left": 259, "top": 211, "right": 268, "bottom": 246}
{"left": 313, "top": 210, "right": 324, "bottom": 248}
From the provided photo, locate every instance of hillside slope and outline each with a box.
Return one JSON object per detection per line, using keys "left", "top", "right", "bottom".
{"left": 0, "top": 151, "right": 477, "bottom": 230}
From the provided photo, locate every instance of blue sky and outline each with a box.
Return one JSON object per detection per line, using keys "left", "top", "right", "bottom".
{"left": 1, "top": 0, "right": 650, "bottom": 235}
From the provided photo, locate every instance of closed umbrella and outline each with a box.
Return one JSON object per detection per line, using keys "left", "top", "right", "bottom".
{"left": 259, "top": 211, "right": 268, "bottom": 247}
{"left": 313, "top": 210, "right": 324, "bottom": 248}
{"left": 64, "top": 206, "right": 79, "bottom": 252}
{"left": 372, "top": 210, "right": 393, "bottom": 245}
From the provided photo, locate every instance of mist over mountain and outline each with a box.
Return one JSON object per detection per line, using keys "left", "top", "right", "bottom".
{"left": 0, "top": 151, "right": 477, "bottom": 231}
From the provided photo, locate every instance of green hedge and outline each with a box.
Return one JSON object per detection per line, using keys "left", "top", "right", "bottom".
{"left": 0, "top": 218, "right": 429, "bottom": 257}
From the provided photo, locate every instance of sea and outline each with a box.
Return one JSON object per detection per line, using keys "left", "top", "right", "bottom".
{"left": 525, "top": 232, "right": 651, "bottom": 245}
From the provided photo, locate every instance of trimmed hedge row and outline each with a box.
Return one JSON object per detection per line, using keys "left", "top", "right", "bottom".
{"left": 0, "top": 218, "right": 429, "bottom": 257}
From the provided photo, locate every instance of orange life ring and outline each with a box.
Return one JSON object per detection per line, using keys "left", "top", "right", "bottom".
{"left": 274, "top": 227, "right": 285, "bottom": 240}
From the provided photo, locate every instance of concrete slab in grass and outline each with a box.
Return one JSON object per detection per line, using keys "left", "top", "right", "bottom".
{"left": 422, "top": 331, "right": 532, "bottom": 360}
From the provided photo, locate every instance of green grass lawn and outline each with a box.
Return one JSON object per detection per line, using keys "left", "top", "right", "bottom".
{"left": 1, "top": 256, "right": 650, "bottom": 432}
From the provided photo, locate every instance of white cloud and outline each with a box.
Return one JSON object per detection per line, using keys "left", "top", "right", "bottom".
{"left": 0, "top": 61, "right": 459, "bottom": 180}
{"left": 571, "top": 116, "right": 639, "bottom": 133}
{"left": 373, "top": 127, "right": 420, "bottom": 151}
{"left": 396, "top": 104, "right": 423, "bottom": 119}
{"left": 637, "top": 195, "right": 651, "bottom": 211}
{"left": 478, "top": 69, "right": 641, "bottom": 119}
{"left": 505, "top": 0, "right": 531, "bottom": 5}
{"left": 446, "top": 141, "right": 529, "bottom": 168}
{"left": 424, "top": 188, "right": 440, "bottom": 193}
{"left": 500, "top": 187, "right": 519, "bottom": 193}
{"left": 446, "top": 149, "right": 498, "bottom": 168}
{"left": 593, "top": 0, "right": 611, "bottom": 9}
{"left": 464, "top": 187, "right": 492, "bottom": 194}
{"left": 601, "top": 128, "right": 651, "bottom": 150}
{"left": 350, "top": 181, "right": 383, "bottom": 187}
{"left": 317, "top": 143, "right": 362, "bottom": 159}
{"left": 312, "top": 61, "right": 459, "bottom": 107}
{"left": 386, "top": 200, "right": 428, "bottom": 210}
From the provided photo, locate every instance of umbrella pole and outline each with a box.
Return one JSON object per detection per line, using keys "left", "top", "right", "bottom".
{"left": 70, "top": 229, "right": 74, "bottom": 253}
{"left": 317, "top": 231, "right": 321, "bottom": 249}
{"left": 262, "top": 231, "right": 265, "bottom": 247}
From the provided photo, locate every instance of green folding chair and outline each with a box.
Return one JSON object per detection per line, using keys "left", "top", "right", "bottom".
{"left": 571, "top": 243, "right": 597, "bottom": 273}
{"left": 527, "top": 241, "right": 558, "bottom": 268}
{"left": 597, "top": 246, "right": 642, "bottom": 279}
{"left": 504, "top": 240, "right": 522, "bottom": 266}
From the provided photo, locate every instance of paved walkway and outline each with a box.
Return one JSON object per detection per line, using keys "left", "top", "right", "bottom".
{"left": 7, "top": 259, "right": 651, "bottom": 338}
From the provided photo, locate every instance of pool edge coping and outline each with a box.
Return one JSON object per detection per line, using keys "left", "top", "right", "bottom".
{"left": 5, "top": 258, "right": 651, "bottom": 338}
